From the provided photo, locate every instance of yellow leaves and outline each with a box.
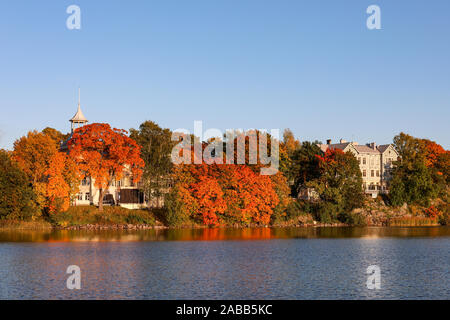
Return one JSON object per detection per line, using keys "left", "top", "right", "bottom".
{"left": 13, "top": 130, "right": 58, "bottom": 184}
{"left": 12, "top": 130, "right": 80, "bottom": 215}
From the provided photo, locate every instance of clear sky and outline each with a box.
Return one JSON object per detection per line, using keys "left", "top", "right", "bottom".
{"left": 0, "top": 0, "right": 449, "bottom": 150}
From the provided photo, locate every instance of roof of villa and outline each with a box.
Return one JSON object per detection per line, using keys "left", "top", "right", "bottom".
{"left": 319, "top": 141, "right": 397, "bottom": 155}
{"left": 70, "top": 104, "right": 88, "bottom": 122}
{"left": 376, "top": 144, "right": 391, "bottom": 153}
{"left": 354, "top": 145, "right": 380, "bottom": 154}
{"left": 319, "top": 142, "right": 351, "bottom": 153}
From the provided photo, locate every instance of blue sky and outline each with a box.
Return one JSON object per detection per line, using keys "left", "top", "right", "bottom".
{"left": 0, "top": 0, "right": 449, "bottom": 150}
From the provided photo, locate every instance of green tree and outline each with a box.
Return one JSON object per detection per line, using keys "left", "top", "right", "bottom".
{"left": 390, "top": 132, "right": 443, "bottom": 206}
{"left": 308, "top": 149, "right": 364, "bottom": 217}
{"left": 130, "top": 121, "right": 174, "bottom": 207}
{"left": 290, "top": 141, "right": 322, "bottom": 195}
{"left": 0, "top": 150, "right": 37, "bottom": 220}
{"left": 279, "top": 129, "right": 300, "bottom": 184}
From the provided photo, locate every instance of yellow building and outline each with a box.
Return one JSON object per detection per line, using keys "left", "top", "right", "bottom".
{"left": 318, "top": 139, "right": 399, "bottom": 196}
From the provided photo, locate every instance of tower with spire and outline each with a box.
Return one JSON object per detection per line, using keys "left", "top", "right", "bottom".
{"left": 69, "top": 88, "right": 88, "bottom": 133}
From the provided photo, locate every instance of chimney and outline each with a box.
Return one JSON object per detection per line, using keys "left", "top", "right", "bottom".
{"left": 368, "top": 142, "right": 377, "bottom": 150}
{"left": 340, "top": 139, "right": 347, "bottom": 144}
{"left": 326, "top": 139, "right": 331, "bottom": 145}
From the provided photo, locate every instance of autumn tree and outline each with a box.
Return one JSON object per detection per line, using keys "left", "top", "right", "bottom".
{"left": 0, "top": 150, "right": 37, "bottom": 220}
{"left": 166, "top": 162, "right": 281, "bottom": 227}
{"left": 42, "top": 127, "right": 70, "bottom": 147}
{"left": 12, "top": 130, "right": 59, "bottom": 214}
{"left": 68, "top": 123, "right": 144, "bottom": 211}
{"left": 282, "top": 129, "right": 301, "bottom": 154}
{"left": 279, "top": 129, "right": 300, "bottom": 184}
{"left": 129, "top": 121, "right": 174, "bottom": 208}
{"left": 390, "top": 133, "right": 448, "bottom": 206}
{"left": 45, "top": 152, "right": 79, "bottom": 214}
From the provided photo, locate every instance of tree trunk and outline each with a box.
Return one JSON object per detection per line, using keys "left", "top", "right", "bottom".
{"left": 98, "top": 188, "right": 104, "bottom": 211}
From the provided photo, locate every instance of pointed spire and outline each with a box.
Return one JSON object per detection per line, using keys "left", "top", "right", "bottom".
{"left": 70, "top": 87, "right": 88, "bottom": 132}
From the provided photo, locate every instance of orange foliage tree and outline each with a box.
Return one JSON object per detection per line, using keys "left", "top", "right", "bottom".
{"left": 170, "top": 163, "right": 281, "bottom": 226}
{"left": 167, "top": 131, "right": 291, "bottom": 226}
{"left": 13, "top": 130, "right": 79, "bottom": 215}
{"left": 67, "top": 123, "right": 144, "bottom": 211}
{"left": 13, "top": 131, "right": 58, "bottom": 210}
{"left": 422, "top": 139, "right": 446, "bottom": 168}
{"left": 45, "top": 152, "right": 79, "bottom": 214}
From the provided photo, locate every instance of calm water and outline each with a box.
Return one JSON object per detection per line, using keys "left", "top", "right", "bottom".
{"left": 0, "top": 227, "right": 448, "bottom": 299}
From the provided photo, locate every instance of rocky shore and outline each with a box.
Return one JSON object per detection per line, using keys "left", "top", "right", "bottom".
{"left": 61, "top": 223, "right": 168, "bottom": 230}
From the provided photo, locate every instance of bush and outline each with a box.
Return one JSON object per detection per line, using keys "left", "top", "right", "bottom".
{"left": 424, "top": 205, "right": 442, "bottom": 218}
{"left": 312, "top": 202, "right": 339, "bottom": 223}
{"left": 164, "top": 190, "right": 190, "bottom": 227}
{"left": 48, "top": 206, "right": 156, "bottom": 227}
{"left": 439, "top": 212, "right": 449, "bottom": 226}
{"left": 337, "top": 212, "right": 367, "bottom": 226}
{"left": 285, "top": 201, "right": 304, "bottom": 220}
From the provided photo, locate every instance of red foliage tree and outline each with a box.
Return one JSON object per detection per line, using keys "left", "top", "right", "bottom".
{"left": 171, "top": 163, "right": 280, "bottom": 226}
{"left": 68, "top": 123, "right": 144, "bottom": 211}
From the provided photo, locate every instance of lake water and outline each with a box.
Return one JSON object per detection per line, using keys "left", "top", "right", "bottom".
{"left": 0, "top": 227, "right": 448, "bottom": 299}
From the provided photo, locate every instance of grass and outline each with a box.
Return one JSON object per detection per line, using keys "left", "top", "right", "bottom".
{"left": 387, "top": 216, "right": 439, "bottom": 227}
{"left": 0, "top": 219, "right": 52, "bottom": 230}
{"left": 47, "top": 206, "right": 158, "bottom": 227}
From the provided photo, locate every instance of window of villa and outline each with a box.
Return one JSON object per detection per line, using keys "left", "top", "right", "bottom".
{"left": 85, "top": 193, "right": 90, "bottom": 201}
{"left": 376, "top": 170, "right": 380, "bottom": 177}
{"left": 363, "top": 170, "right": 366, "bottom": 177}
{"left": 371, "top": 170, "right": 374, "bottom": 177}
{"left": 77, "top": 193, "right": 83, "bottom": 201}
{"left": 363, "top": 158, "right": 366, "bottom": 165}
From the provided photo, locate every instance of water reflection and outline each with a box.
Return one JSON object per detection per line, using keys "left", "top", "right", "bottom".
{"left": 0, "top": 226, "right": 449, "bottom": 242}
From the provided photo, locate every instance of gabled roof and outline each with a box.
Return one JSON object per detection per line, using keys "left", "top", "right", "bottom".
{"left": 377, "top": 144, "right": 391, "bottom": 153}
{"left": 354, "top": 145, "right": 380, "bottom": 154}
{"left": 319, "top": 142, "right": 351, "bottom": 153}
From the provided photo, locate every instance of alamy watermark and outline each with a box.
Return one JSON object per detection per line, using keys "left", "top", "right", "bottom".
{"left": 66, "top": 265, "right": 81, "bottom": 290}
{"left": 171, "top": 121, "right": 280, "bottom": 175}
{"left": 66, "top": 5, "right": 81, "bottom": 30}
{"left": 366, "top": 265, "right": 381, "bottom": 290}
{"left": 367, "top": 5, "right": 381, "bottom": 30}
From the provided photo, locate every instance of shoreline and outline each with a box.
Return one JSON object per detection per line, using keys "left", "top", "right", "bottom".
{"left": 0, "top": 221, "right": 442, "bottom": 231}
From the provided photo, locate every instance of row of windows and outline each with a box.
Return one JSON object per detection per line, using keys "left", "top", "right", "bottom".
{"left": 358, "top": 157, "right": 396, "bottom": 166}
{"left": 77, "top": 193, "right": 90, "bottom": 201}
{"left": 81, "top": 179, "right": 136, "bottom": 188}
{"left": 358, "top": 157, "right": 380, "bottom": 166}
{"left": 362, "top": 170, "right": 380, "bottom": 177}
